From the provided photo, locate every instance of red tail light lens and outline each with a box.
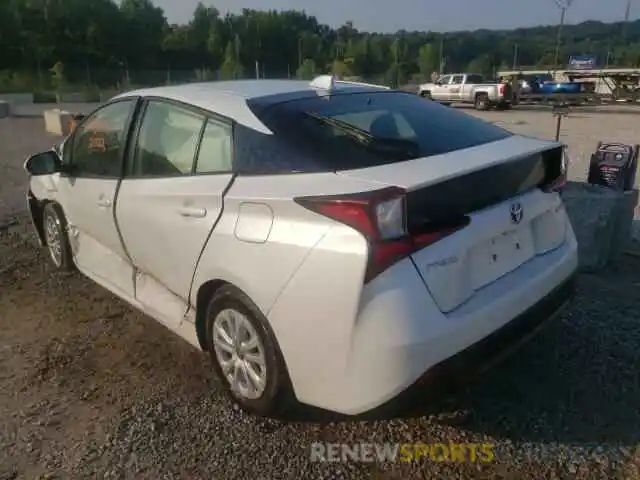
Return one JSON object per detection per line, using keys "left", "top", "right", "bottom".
{"left": 499, "top": 84, "right": 505, "bottom": 96}
{"left": 294, "top": 187, "right": 467, "bottom": 282}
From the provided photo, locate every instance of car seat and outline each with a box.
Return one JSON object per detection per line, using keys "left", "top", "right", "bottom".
{"left": 369, "top": 113, "right": 400, "bottom": 139}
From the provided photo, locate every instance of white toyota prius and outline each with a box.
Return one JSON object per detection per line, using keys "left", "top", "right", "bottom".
{"left": 24, "top": 76, "right": 578, "bottom": 416}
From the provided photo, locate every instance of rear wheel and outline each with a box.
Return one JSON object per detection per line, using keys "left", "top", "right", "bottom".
{"left": 42, "top": 202, "right": 74, "bottom": 271}
{"left": 205, "top": 285, "right": 292, "bottom": 416}
{"left": 474, "top": 93, "right": 489, "bottom": 111}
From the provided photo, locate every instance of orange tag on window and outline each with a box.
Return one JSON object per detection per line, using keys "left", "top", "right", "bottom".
{"left": 89, "top": 135, "right": 106, "bottom": 152}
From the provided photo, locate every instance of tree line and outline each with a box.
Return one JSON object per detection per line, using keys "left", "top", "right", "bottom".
{"left": 1, "top": 0, "right": 640, "bottom": 92}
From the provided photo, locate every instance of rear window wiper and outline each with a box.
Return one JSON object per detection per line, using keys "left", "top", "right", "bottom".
{"left": 304, "top": 112, "right": 420, "bottom": 157}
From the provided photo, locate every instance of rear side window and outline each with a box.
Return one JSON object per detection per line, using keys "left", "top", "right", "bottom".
{"left": 241, "top": 91, "right": 512, "bottom": 174}
{"left": 466, "top": 74, "right": 485, "bottom": 83}
{"left": 132, "top": 101, "right": 205, "bottom": 177}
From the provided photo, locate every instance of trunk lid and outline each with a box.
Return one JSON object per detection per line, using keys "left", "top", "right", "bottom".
{"left": 410, "top": 189, "right": 567, "bottom": 312}
{"left": 338, "top": 135, "right": 567, "bottom": 313}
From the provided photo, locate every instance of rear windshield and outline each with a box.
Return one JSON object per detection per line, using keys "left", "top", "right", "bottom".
{"left": 239, "top": 91, "right": 512, "bottom": 174}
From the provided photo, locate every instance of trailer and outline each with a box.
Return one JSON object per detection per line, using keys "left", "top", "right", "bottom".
{"left": 562, "top": 68, "right": 640, "bottom": 102}
{"left": 498, "top": 68, "right": 640, "bottom": 103}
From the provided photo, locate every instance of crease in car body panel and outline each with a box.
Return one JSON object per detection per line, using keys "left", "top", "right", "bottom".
{"left": 183, "top": 173, "right": 238, "bottom": 321}
{"left": 115, "top": 178, "right": 235, "bottom": 337}
{"left": 49, "top": 98, "right": 143, "bottom": 300}
{"left": 187, "top": 170, "right": 375, "bottom": 328}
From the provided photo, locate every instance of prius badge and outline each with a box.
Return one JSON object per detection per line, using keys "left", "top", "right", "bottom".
{"left": 510, "top": 202, "right": 523, "bottom": 224}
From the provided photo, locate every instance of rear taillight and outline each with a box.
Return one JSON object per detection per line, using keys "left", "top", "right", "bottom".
{"left": 498, "top": 84, "right": 505, "bottom": 96}
{"left": 294, "top": 187, "right": 466, "bottom": 282}
{"left": 542, "top": 148, "right": 569, "bottom": 193}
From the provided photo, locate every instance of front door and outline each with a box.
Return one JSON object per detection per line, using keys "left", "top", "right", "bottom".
{"left": 56, "top": 98, "right": 139, "bottom": 300}
{"left": 116, "top": 99, "right": 234, "bottom": 326}
{"left": 449, "top": 74, "right": 464, "bottom": 100}
{"left": 433, "top": 75, "right": 452, "bottom": 100}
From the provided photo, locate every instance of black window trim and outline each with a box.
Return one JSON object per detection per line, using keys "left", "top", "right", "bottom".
{"left": 62, "top": 97, "right": 142, "bottom": 180}
{"left": 123, "top": 95, "right": 235, "bottom": 180}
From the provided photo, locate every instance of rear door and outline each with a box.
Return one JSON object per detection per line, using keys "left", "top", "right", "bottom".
{"left": 115, "top": 99, "right": 234, "bottom": 325}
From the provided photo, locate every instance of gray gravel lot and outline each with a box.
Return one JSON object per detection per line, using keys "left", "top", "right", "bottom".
{"left": 1, "top": 112, "right": 639, "bottom": 479}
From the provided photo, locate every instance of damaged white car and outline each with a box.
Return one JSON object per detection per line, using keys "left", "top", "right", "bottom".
{"left": 24, "top": 76, "right": 577, "bottom": 416}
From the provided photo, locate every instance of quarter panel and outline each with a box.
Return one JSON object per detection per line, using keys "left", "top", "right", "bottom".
{"left": 190, "top": 172, "right": 383, "bottom": 314}
{"left": 265, "top": 224, "right": 370, "bottom": 406}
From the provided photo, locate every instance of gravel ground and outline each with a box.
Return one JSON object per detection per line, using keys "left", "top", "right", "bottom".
{"left": 1, "top": 113, "right": 640, "bottom": 479}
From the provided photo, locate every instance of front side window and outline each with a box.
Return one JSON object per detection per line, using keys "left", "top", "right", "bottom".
{"left": 450, "top": 75, "right": 464, "bottom": 85}
{"left": 70, "top": 100, "right": 134, "bottom": 177}
{"left": 131, "top": 101, "right": 206, "bottom": 177}
{"left": 439, "top": 75, "right": 451, "bottom": 84}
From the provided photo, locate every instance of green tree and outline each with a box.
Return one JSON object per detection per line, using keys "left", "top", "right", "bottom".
{"left": 417, "top": 43, "right": 438, "bottom": 78}
{"left": 467, "top": 54, "right": 493, "bottom": 77}
{"left": 219, "top": 40, "right": 243, "bottom": 79}
{"left": 296, "top": 58, "right": 317, "bottom": 79}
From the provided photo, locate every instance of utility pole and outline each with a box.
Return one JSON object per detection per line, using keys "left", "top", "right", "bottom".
{"left": 552, "top": 0, "right": 574, "bottom": 73}
{"left": 624, "top": 0, "right": 632, "bottom": 22}
{"left": 438, "top": 36, "right": 444, "bottom": 74}
{"left": 512, "top": 44, "right": 519, "bottom": 70}
{"left": 623, "top": 0, "right": 632, "bottom": 41}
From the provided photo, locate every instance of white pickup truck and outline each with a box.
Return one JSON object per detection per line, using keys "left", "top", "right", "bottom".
{"left": 418, "top": 73, "right": 513, "bottom": 110}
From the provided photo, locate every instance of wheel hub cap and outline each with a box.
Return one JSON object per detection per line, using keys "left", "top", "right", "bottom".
{"left": 45, "top": 215, "right": 62, "bottom": 267}
{"left": 212, "top": 308, "right": 267, "bottom": 400}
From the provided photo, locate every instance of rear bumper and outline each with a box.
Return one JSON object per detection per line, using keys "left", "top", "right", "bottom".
{"left": 379, "top": 271, "right": 575, "bottom": 411}
{"left": 289, "top": 225, "right": 578, "bottom": 415}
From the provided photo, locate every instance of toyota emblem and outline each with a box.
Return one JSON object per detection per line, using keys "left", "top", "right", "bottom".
{"left": 510, "top": 202, "right": 523, "bottom": 224}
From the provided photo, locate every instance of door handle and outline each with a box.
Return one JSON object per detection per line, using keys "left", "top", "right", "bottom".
{"left": 177, "top": 206, "right": 207, "bottom": 218}
{"left": 96, "top": 198, "right": 111, "bottom": 208}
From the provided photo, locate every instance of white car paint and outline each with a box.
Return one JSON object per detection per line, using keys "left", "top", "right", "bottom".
{"left": 26, "top": 76, "right": 578, "bottom": 416}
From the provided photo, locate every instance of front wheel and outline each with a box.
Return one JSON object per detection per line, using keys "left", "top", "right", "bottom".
{"left": 419, "top": 91, "right": 432, "bottom": 100}
{"left": 205, "top": 285, "right": 292, "bottom": 416}
{"left": 42, "top": 202, "right": 75, "bottom": 271}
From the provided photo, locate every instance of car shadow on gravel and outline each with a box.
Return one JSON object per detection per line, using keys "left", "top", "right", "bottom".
{"left": 281, "top": 264, "right": 640, "bottom": 448}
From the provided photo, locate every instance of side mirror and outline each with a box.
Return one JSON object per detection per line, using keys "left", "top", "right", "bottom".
{"left": 23, "top": 150, "right": 62, "bottom": 176}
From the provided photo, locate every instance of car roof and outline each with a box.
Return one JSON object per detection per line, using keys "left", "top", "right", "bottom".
{"left": 113, "top": 79, "right": 388, "bottom": 134}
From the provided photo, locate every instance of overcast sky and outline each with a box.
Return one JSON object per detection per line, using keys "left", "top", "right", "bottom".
{"left": 152, "top": 0, "right": 638, "bottom": 32}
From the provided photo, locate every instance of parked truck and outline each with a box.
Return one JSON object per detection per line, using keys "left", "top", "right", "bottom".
{"left": 418, "top": 73, "right": 513, "bottom": 110}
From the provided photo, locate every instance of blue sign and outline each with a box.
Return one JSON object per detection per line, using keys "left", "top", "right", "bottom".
{"left": 568, "top": 55, "right": 597, "bottom": 70}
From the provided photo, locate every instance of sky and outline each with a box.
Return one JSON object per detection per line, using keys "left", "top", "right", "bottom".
{"left": 153, "top": 0, "right": 639, "bottom": 33}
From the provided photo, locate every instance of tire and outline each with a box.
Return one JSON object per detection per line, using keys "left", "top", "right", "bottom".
{"left": 42, "top": 202, "right": 75, "bottom": 271}
{"left": 204, "top": 284, "right": 292, "bottom": 416}
{"left": 420, "top": 91, "right": 432, "bottom": 100}
{"left": 474, "top": 93, "right": 489, "bottom": 111}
